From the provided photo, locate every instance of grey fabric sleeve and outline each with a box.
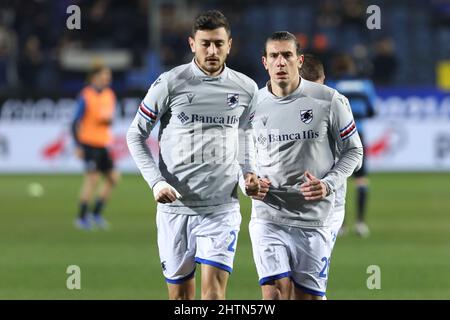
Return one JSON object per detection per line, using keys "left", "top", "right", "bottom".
{"left": 126, "top": 74, "right": 170, "bottom": 189}
{"left": 322, "top": 93, "right": 364, "bottom": 194}
{"left": 238, "top": 82, "right": 258, "bottom": 175}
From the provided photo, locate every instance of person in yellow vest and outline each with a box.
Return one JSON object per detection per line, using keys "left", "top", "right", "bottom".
{"left": 72, "top": 65, "right": 120, "bottom": 230}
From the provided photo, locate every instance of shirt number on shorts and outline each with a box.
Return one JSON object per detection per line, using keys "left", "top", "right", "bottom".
{"left": 227, "top": 231, "right": 237, "bottom": 252}
{"left": 319, "top": 257, "right": 330, "bottom": 278}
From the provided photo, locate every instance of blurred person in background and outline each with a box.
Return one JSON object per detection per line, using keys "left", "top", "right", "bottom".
{"left": 17, "top": 35, "right": 43, "bottom": 91}
{"left": 309, "top": 33, "right": 334, "bottom": 74}
{"left": 328, "top": 53, "right": 376, "bottom": 237}
{"left": 315, "top": 0, "right": 342, "bottom": 30}
{"left": 0, "top": 24, "right": 16, "bottom": 91}
{"left": 340, "top": 0, "right": 366, "bottom": 27}
{"left": 72, "top": 65, "right": 120, "bottom": 230}
{"left": 372, "top": 37, "right": 398, "bottom": 85}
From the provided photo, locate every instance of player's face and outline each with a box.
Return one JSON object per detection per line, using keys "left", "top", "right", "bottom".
{"left": 189, "top": 27, "right": 232, "bottom": 76}
{"left": 93, "top": 68, "right": 112, "bottom": 89}
{"left": 263, "top": 40, "right": 303, "bottom": 88}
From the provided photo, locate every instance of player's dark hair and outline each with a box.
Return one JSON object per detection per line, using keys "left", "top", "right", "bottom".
{"left": 300, "top": 54, "right": 325, "bottom": 82}
{"left": 263, "top": 31, "right": 301, "bottom": 56}
{"left": 192, "top": 10, "right": 231, "bottom": 37}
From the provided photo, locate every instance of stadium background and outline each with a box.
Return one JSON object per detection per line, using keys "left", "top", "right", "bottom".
{"left": 0, "top": 0, "right": 450, "bottom": 299}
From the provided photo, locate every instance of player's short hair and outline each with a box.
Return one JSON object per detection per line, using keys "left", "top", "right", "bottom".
{"left": 300, "top": 54, "right": 325, "bottom": 82}
{"left": 263, "top": 31, "right": 301, "bottom": 56}
{"left": 192, "top": 10, "right": 231, "bottom": 37}
{"left": 87, "top": 65, "right": 109, "bottom": 82}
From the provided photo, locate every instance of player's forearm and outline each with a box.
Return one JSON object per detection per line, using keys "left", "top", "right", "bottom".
{"left": 321, "top": 146, "right": 363, "bottom": 194}
{"left": 126, "top": 121, "right": 165, "bottom": 189}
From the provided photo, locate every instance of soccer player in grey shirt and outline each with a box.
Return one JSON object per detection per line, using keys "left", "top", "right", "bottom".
{"left": 126, "top": 10, "right": 259, "bottom": 300}
{"left": 249, "top": 32, "right": 363, "bottom": 300}
{"left": 299, "top": 53, "right": 351, "bottom": 246}
{"left": 299, "top": 53, "right": 363, "bottom": 300}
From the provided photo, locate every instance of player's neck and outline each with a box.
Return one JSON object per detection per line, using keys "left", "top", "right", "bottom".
{"left": 270, "top": 77, "right": 300, "bottom": 97}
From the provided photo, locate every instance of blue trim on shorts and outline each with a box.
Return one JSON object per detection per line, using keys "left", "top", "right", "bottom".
{"left": 195, "top": 257, "right": 232, "bottom": 274}
{"left": 291, "top": 278, "right": 326, "bottom": 297}
{"left": 259, "top": 272, "right": 291, "bottom": 285}
{"left": 165, "top": 269, "right": 195, "bottom": 284}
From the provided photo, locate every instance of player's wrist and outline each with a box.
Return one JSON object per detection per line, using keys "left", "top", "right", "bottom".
{"left": 152, "top": 181, "right": 170, "bottom": 194}
{"left": 321, "top": 180, "right": 332, "bottom": 196}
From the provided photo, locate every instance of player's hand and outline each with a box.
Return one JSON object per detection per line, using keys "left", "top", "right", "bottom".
{"left": 75, "top": 146, "right": 84, "bottom": 159}
{"left": 300, "top": 171, "right": 328, "bottom": 201}
{"left": 252, "top": 177, "right": 271, "bottom": 201}
{"left": 244, "top": 172, "right": 260, "bottom": 196}
{"left": 153, "top": 181, "right": 182, "bottom": 204}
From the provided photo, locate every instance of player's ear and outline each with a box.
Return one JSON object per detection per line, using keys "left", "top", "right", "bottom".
{"left": 227, "top": 37, "right": 232, "bottom": 54}
{"left": 262, "top": 56, "right": 268, "bottom": 70}
{"left": 298, "top": 54, "right": 304, "bottom": 69}
{"left": 188, "top": 36, "right": 196, "bottom": 53}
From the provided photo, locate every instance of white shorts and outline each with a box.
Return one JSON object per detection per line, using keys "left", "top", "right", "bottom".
{"left": 329, "top": 209, "right": 345, "bottom": 250}
{"left": 249, "top": 218, "right": 334, "bottom": 297}
{"left": 156, "top": 208, "right": 241, "bottom": 284}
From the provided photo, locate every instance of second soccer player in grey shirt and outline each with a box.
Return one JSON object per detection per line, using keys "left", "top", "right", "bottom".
{"left": 249, "top": 32, "right": 363, "bottom": 300}
{"left": 126, "top": 10, "right": 259, "bottom": 300}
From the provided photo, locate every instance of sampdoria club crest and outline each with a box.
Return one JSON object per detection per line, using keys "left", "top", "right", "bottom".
{"left": 227, "top": 93, "right": 239, "bottom": 108}
{"left": 300, "top": 109, "right": 313, "bottom": 124}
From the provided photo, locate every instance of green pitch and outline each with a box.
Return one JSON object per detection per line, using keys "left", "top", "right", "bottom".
{"left": 1, "top": 173, "right": 449, "bottom": 299}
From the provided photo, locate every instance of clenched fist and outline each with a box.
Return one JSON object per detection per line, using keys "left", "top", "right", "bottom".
{"left": 244, "top": 172, "right": 260, "bottom": 196}
{"left": 300, "top": 171, "right": 328, "bottom": 201}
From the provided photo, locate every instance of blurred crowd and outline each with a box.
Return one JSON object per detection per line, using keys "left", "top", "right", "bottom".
{"left": 0, "top": 0, "right": 449, "bottom": 95}
{"left": 0, "top": 0, "right": 149, "bottom": 94}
